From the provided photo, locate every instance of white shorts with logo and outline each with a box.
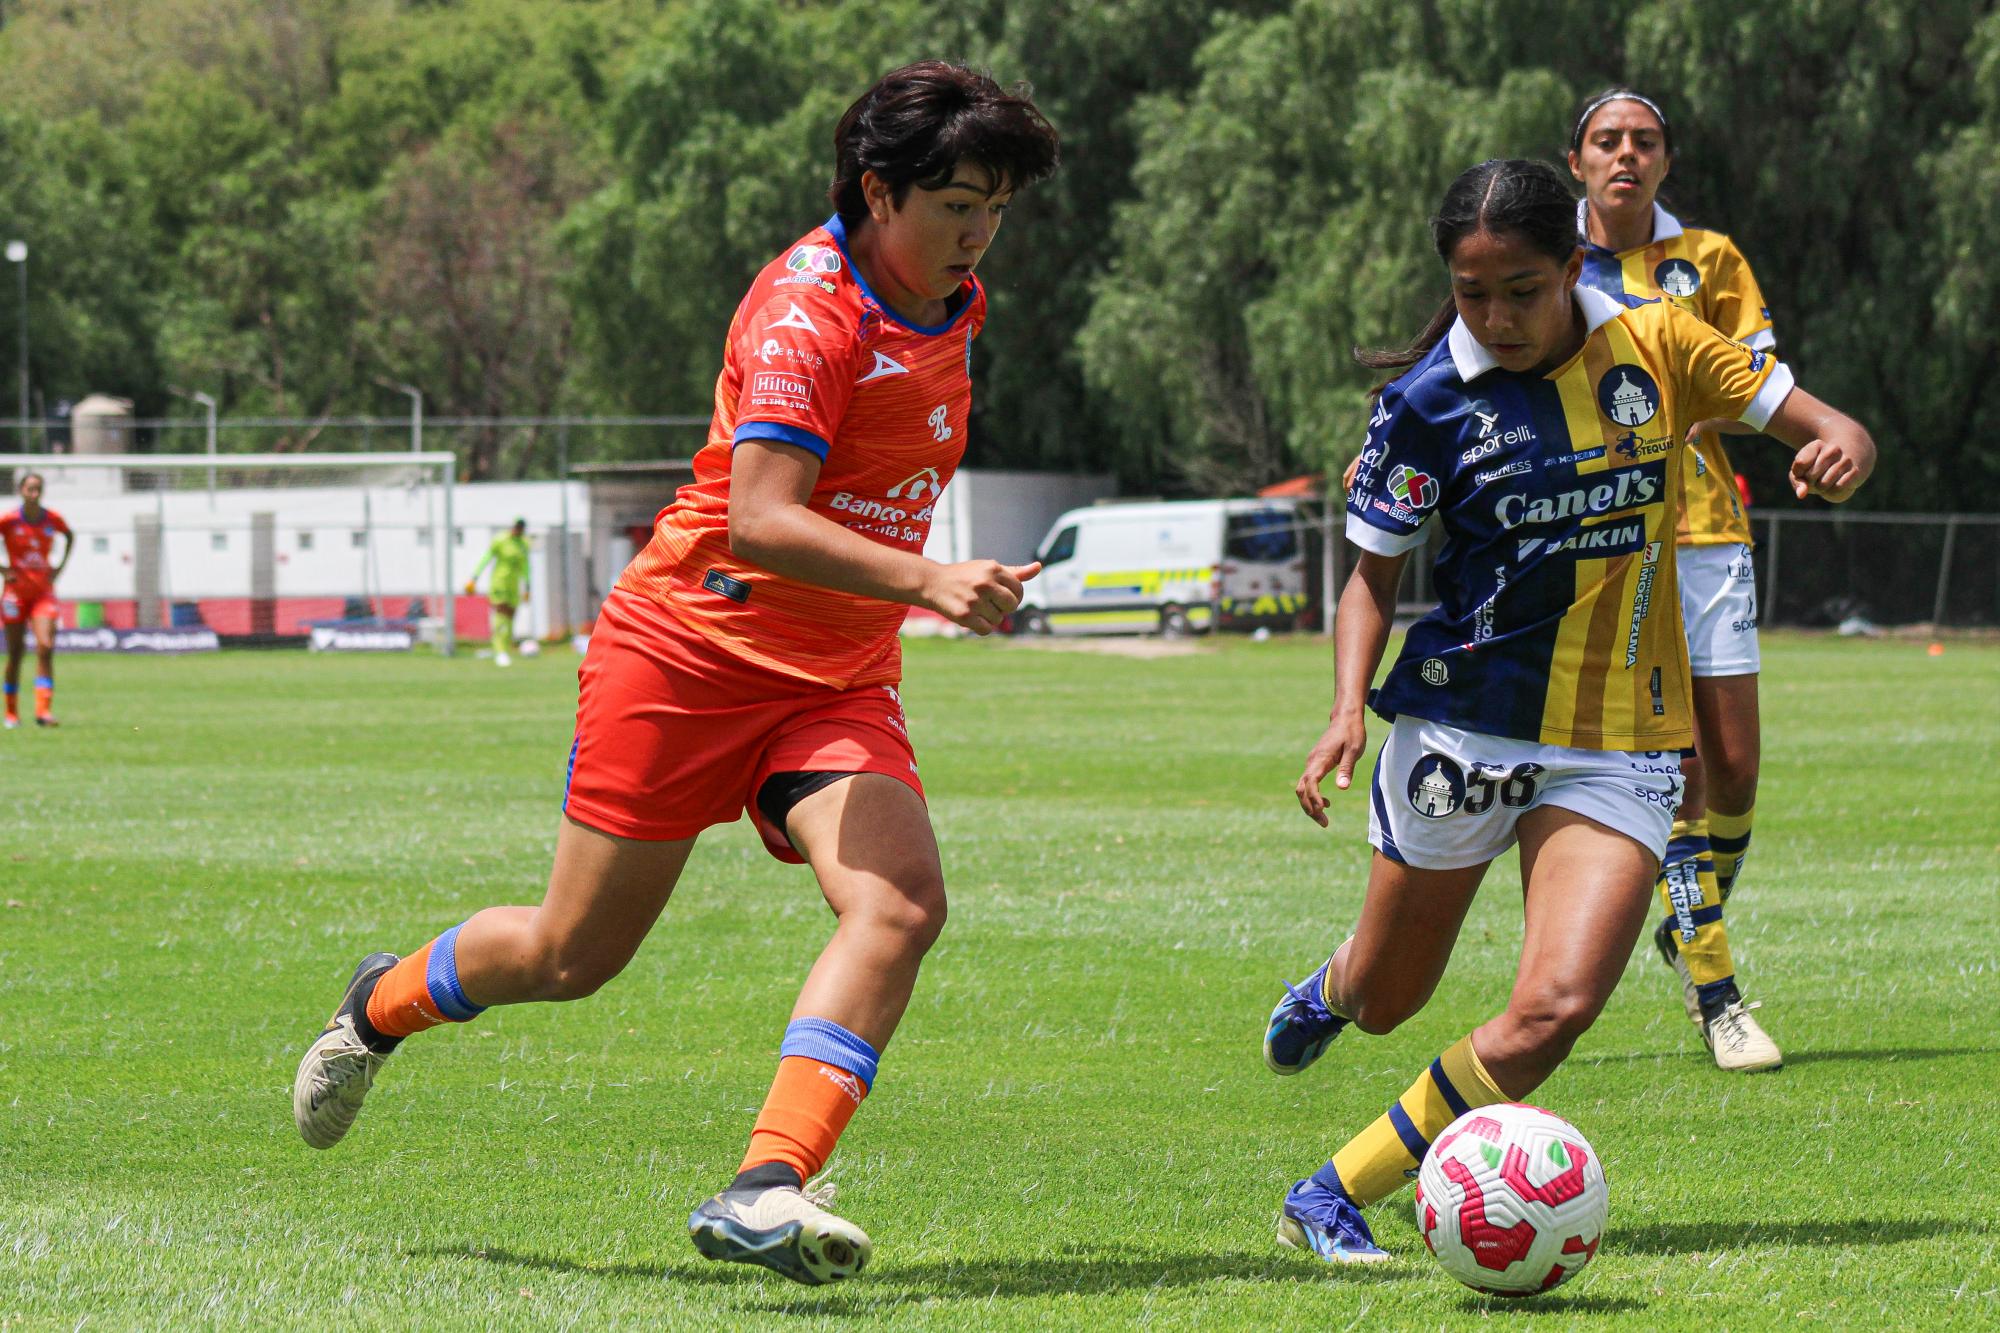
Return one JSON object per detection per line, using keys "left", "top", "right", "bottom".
{"left": 1367, "top": 715, "right": 1685, "bottom": 870}
{"left": 1679, "top": 542, "right": 1759, "bottom": 676}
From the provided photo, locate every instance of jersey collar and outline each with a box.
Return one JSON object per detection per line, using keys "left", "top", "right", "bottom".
{"left": 1446, "top": 284, "right": 1628, "bottom": 382}
{"left": 823, "top": 214, "right": 980, "bottom": 337}
{"left": 1575, "top": 199, "right": 1684, "bottom": 251}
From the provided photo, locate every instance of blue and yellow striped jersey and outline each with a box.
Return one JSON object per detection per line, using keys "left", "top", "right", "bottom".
{"left": 1347, "top": 285, "right": 1793, "bottom": 751}
{"left": 1575, "top": 203, "right": 1774, "bottom": 545}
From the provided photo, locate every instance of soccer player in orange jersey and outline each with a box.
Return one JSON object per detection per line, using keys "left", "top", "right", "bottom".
{"left": 293, "top": 62, "right": 1060, "bottom": 1285}
{"left": 0, "top": 472, "right": 73, "bottom": 729}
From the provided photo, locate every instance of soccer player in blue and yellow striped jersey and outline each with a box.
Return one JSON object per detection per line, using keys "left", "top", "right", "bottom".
{"left": 1262, "top": 159, "right": 1873, "bottom": 1264}
{"left": 1570, "top": 88, "right": 1779, "bottom": 1069}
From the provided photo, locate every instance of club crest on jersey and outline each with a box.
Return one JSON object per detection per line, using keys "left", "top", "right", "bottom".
{"left": 1420, "top": 657, "right": 1450, "bottom": 686}
{"left": 1407, "top": 753, "right": 1464, "bottom": 818}
{"left": 786, "top": 244, "right": 842, "bottom": 276}
{"left": 1388, "top": 465, "right": 1438, "bottom": 510}
{"left": 1654, "top": 258, "right": 1701, "bottom": 298}
{"left": 1598, "top": 365, "right": 1659, "bottom": 428}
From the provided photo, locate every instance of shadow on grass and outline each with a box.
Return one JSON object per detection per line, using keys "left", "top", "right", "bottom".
{"left": 1779, "top": 1046, "right": 1995, "bottom": 1067}
{"left": 412, "top": 1240, "right": 1425, "bottom": 1300}
{"left": 1580, "top": 1045, "right": 1992, "bottom": 1067}
{"left": 1613, "top": 1216, "right": 1962, "bottom": 1254}
{"left": 1452, "top": 1293, "right": 1651, "bottom": 1316}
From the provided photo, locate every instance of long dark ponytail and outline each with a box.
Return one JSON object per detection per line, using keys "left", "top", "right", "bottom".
{"left": 1355, "top": 158, "right": 1580, "bottom": 384}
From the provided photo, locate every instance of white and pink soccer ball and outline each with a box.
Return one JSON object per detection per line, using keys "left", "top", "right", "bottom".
{"left": 1415, "top": 1103, "right": 1608, "bottom": 1296}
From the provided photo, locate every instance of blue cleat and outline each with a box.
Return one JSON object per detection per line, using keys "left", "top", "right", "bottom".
{"left": 1263, "top": 956, "right": 1345, "bottom": 1075}
{"left": 1276, "top": 1176, "right": 1391, "bottom": 1264}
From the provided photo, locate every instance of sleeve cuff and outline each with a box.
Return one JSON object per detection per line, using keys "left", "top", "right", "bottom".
{"left": 1745, "top": 328, "right": 1777, "bottom": 352}
{"left": 1344, "top": 512, "right": 1430, "bottom": 557}
{"left": 1740, "top": 361, "right": 1795, "bottom": 432}
{"left": 733, "top": 421, "right": 830, "bottom": 460}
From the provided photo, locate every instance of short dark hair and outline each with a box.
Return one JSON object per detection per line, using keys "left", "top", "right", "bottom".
{"left": 18, "top": 471, "right": 43, "bottom": 489}
{"left": 1569, "top": 87, "right": 1673, "bottom": 157}
{"left": 829, "top": 62, "right": 1060, "bottom": 222}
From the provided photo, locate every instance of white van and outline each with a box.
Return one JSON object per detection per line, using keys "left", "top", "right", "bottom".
{"left": 1014, "top": 498, "right": 1310, "bottom": 636}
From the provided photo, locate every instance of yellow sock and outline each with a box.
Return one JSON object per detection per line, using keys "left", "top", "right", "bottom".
{"left": 1707, "top": 805, "right": 1755, "bottom": 902}
{"left": 1326, "top": 1035, "right": 1511, "bottom": 1206}
{"left": 1656, "top": 816, "right": 1736, "bottom": 1001}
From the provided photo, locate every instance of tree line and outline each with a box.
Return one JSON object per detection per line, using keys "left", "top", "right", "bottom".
{"left": 0, "top": 0, "right": 1992, "bottom": 510}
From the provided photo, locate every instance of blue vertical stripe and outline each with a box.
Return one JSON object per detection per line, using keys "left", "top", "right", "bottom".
{"left": 1370, "top": 747, "right": 1405, "bottom": 864}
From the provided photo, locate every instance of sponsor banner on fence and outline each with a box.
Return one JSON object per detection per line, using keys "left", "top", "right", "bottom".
{"left": 309, "top": 625, "right": 414, "bottom": 652}
{"left": 56, "top": 627, "right": 221, "bottom": 654}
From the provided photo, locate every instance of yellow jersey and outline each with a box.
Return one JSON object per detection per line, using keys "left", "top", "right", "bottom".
{"left": 1575, "top": 202, "right": 1774, "bottom": 546}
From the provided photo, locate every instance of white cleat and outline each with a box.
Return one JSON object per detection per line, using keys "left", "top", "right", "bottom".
{"left": 293, "top": 953, "right": 400, "bottom": 1148}
{"left": 688, "top": 1178, "right": 873, "bottom": 1285}
{"left": 495, "top": 652, "right": 512, "bottom": 668}
{"left": 1704, "top": 999, "right": 1783, "bottom": 1072}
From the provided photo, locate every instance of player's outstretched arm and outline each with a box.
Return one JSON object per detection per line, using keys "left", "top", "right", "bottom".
{"left": 728, "top": 440, "right": 1037, "bottom": 636}
{"left": 1297, "top": 550, "right": 1407, "bottom": 826}
{"left": 1762, "top": 386, "right": 1876, "bottom": 503}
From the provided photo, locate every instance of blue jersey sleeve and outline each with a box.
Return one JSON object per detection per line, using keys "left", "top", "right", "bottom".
{"left": 1346, "top": 386, "right": 1445, "bottom": 557}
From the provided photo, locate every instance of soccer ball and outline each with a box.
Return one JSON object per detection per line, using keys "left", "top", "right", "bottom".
{"left": 1415, "top": 1103, "right": 1607, "bottom": 1296}
{"left": 517, "top": 637, "right": 542, "bottom": 658}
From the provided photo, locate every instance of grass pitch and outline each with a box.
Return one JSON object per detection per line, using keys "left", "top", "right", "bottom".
{"left": 1, "top": 633, "right": 1995, "bottom": 1329}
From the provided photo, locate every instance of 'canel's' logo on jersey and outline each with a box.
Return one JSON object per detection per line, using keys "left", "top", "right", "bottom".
{"left": 1654, "top": 259, "right": 1701, "bottom": 298}
{"left": 1493, "top": 464, "right": 1662, "bottom": 529}
{"left": 1597, "top": 365, "right": 1660, "bottom": 428}
{"left": 1407, "top": 754, "right": 1465, "bottom": 819}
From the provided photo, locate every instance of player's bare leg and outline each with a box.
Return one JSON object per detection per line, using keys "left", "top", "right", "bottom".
{"left": 1276, "top": 853, "right": 1487, "bottom": 1262}
{"left": 2, "top": 619, "right": 22, "bottom": 727}
{"left": 1475, "top": 806, "right": 1656, "bottom": 1093}
{"left": 1691, "top": 673, "right": 1760, "bottom": 897}
{"left": 28, "top": 614, "right": 55, "bottom": 724}
{"left": 690, "top": 774, "right": 944, "bottom": 1284}
{"left": 293, "top": 817, "right": 693, "bottom": 1148}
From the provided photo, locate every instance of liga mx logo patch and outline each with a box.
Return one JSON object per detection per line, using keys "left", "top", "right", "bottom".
{"left": 1407, "top": 753, "right": 1465, "bottom": 819}
{"left": 1388, "top": 464, "right": 1439, "bottom": 510}
{"left": 1597, "top": 365, "right": 1660, "bottom": 428}
{"left": 1654, "top": 258, "right": 1700, "bottom": 298}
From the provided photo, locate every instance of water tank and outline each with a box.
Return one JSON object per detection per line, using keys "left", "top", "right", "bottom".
{"left": 72, "top": 394, "right": 135, "bottom": 455}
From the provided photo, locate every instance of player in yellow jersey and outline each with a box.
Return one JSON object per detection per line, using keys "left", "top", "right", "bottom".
{"left": 1261, "top": 159, "right": 1873, "bottom": 1263}
{"left": 1570, "top": 88, "right": 1780, "bottom": 1069}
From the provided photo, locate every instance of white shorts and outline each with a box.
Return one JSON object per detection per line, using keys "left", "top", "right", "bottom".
{"left": 1366, "top": 715, "right": 1684, "bottom": 870}
{"left": 1679, "top": 543, "right": 1759, "bottom": 676}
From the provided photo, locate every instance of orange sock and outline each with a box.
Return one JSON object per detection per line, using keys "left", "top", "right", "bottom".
{"left": 3, "top": 686, "right": 15, "bottom": 720}
{"left": 364, "top": 923, "right": 487, "bottom": 1039}
{"left": 737, "top": 1019, "right": 879, "bottom": 1182}
{"left": 33, "top": 677, "right": 51, "bottom": 719}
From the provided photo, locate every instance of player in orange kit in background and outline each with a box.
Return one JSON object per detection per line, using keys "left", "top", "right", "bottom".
{"left": 0, "top": 472, "right": 73, "bottom": 728}
{"left": 291, "top": 62, "right": 1060, "bottom": 1286}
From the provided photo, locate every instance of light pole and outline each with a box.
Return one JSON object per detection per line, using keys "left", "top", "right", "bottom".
{"left": 395, "top": 382, "right": 422, "bottom": 453}
{"left": 169, "top": 386, "right": 219, "bottom": 505}
{"left": 5, "top": 240, "right": 26, "bottom": 449}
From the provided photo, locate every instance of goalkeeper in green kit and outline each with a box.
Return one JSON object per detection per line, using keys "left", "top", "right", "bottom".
{"left": 465, "top": 518, "right": 530, "bottom": 667}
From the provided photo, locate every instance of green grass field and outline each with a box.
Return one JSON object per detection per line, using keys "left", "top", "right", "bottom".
{"left": 2, "top": 633, "right": 1995, "bottom": 1329}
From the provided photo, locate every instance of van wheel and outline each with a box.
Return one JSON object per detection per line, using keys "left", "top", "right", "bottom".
{"left": 1017, "top": 607, "right": 1051, "bottom": 636}
{"left": 1159, "top": 604, "right": 1191, "bottom": 638}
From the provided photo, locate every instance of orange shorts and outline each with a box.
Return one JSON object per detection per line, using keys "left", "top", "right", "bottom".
{"left": 561, "top": 587, "right": 923, "bottom": 861}
{"left": 0, "top": 582, "right": 56, "bottom": 625}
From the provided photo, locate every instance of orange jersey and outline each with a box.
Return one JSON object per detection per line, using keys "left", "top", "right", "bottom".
{"left": 619, "top": 217, "right": 983, "bottom": 689}
{"left": 0, "top": 505, "right": 69, "bottom": 595}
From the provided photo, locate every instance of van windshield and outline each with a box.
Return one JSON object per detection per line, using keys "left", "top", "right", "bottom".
{"left": 1041, "top": 525, "right": 1078, "bottom": 565}
{"left": 1224, "top": 510, "right": 1297, "bottom": 563}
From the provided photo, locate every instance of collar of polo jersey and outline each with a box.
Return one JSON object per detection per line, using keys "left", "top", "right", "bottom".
{"left": 1447, "top": 283, "right": 1626, "bottom": 382}
{"left": 1576, "top": 199, "right": 1683, "bottom": 251}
